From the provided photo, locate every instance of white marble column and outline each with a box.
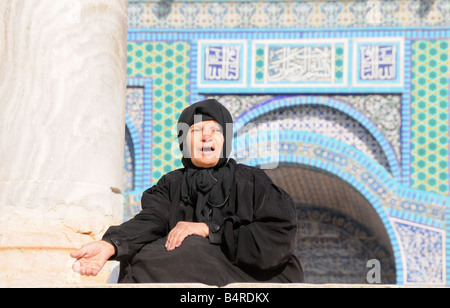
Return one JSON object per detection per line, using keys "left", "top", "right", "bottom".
{"left": 0, "top": 0, "right": 127, "bottom": 286}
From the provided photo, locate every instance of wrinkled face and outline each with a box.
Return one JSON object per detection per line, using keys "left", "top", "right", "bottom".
{"left": 187, "top": 120, "right": 224, "bottom": 168}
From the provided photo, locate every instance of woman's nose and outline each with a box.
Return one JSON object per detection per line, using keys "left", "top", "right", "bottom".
{"left": 202, "top": 130, "right": 213, "bottom": 140}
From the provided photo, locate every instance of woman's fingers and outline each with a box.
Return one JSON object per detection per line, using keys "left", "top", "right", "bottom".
{"left": 166, "top": 222, "right": 209, "bottom": 251}
{"left": 166, "top": 223, "right": 180, "bottom": 250}
{"left": 70, "top": 242, "right": 107, "bottom": 276}
{"left": 74, "top": 259, "right": 101, "bottom": 277}
{"left": 72, "top": 260, "right": 82, "bottom": 273}
{"left": 83, "top": 267, "right": 99, "bottom": 277}
{"left": 174, "top": 232, "right": 188, "bottom": 249}
{"left": 166, "top": 228, "right": 183, "bottom": 251}
{"left": 166, "top": 222, "right": 191, "bottom": 251}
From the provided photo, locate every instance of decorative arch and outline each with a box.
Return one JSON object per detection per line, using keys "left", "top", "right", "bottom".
{"left": 125, "top": 115, "right": 144, "bottom": 190}
{"left": 124, "top": 126, "right": 136, "bottom": 192}
{"left": 233, "top": 95, "right": 401, "bottom": 179}
{"left": 233, "top": 129, "right": 404, "bottom": 284}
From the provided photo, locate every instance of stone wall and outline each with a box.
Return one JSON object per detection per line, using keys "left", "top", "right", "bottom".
{"left": 0, "top": 0, "right": 128, "bottom": 287}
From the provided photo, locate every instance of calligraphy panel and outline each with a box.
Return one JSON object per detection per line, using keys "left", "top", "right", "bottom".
{"left": 197, "top": 40, "right": 247, "bottom": 89}
{"left": 196, "top": 38, "right": 404, "bottom": 93}
{"left": 252, "top": 39, "right": 348, "bottom": 89}
{"left": 353, "top": 37, "right": 404, "bottom": 88}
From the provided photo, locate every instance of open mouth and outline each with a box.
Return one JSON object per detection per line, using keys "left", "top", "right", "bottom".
{"left": 201, "top": 146, "right": 215, "bottom": 152}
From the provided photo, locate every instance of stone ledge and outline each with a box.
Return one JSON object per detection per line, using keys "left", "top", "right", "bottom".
{"left": 55, "top": 283, "right": 440, "bottom": 288}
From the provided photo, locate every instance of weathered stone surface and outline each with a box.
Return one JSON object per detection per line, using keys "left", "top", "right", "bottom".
{"left": 56, "top": 283, "right": 437, "bottom": 288}
{"left": 0, "top": 0, "right": 127, "bottom": 287}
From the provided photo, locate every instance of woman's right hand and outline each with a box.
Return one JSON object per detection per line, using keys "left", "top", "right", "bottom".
{"left": 70, "top": 240, "right": 116, "bottom": 277}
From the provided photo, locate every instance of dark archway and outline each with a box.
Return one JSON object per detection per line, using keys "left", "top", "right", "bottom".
{"left": 265, "top": 165, "right": 396, "bottom": 284}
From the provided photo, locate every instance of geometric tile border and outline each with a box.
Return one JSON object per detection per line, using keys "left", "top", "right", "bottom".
{"left": 128, "top": 0, "right": 450, "bottom": 30}
{"left": 410, "top": 40, "right": 449, "bottom": 195}
{"left": 126, "top": 78, "right": 153, "bottom": 190}
{"left": 233, "top": 95, "right": 401, "bottom": 178}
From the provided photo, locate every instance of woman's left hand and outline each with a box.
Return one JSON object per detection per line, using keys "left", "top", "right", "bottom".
{"left": 165, "top": 221, "right": 209, "bottom": 251}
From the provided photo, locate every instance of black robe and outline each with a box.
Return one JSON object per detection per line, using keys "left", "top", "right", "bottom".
{"left": 102, "top": 163, "right": 304, "bottom": 286}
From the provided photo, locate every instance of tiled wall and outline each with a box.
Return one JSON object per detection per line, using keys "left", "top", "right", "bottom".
{"left": 126, "top": 42, "right": 190, "bottom": 184}
{"left": 128, "top": 0, "right": 450, "bottom": 29}
{"left": 123, "top": 0, "right": 450, "bottom": 285}
{"left": 410, "top": 40, "right": 449, "bottom": 195}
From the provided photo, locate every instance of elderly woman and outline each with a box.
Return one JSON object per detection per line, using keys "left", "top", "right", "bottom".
{"left": 71, "top": 99, "right": 304, "bottom": 286}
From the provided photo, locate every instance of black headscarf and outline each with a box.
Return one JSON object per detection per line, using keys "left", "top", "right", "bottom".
{"left": 177, "top": 99, "right": 236, "bottom": 222}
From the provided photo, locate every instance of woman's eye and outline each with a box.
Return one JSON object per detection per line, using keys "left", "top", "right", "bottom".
{"left": 191, "top": 126, "right": 222, "bottom": 134}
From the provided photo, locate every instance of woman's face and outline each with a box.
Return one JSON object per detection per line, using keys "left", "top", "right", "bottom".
{"left": 187, "top": 120, "right": 224, "bottom": 168}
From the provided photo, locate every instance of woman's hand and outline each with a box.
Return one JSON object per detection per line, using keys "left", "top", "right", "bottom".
{"left": 70, "top": 240, "right": 116, "bottom": 276}
{"left": 165, "top": 221, "right": 209, "bottom": 251}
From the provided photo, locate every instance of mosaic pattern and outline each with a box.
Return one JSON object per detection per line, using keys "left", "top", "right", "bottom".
{"left": 126, "top": 87, "right": 145, "bottom": 148}
{"left": 251, "top": 105, "right": 391, "bottom": 170}
{"left": 333, "top": 95, "right": 402, "bottom": 163}
{"left": 393, "top": 219, "right": 445, "bottom": 284}
{"left": 125, "top": 80, "right": 153, "bottom": 189}
{"left": 214, "top": 94, "right": 402, "bottom": 164}
{"left": 410, "top": 40, "right": 449, "bottom": 195}
{"left": 124, "top": 127, "right": 135, "bottom": 192}
{"left": 297, "top": 206, "right": 396, "bottom": 284}
{"left": 128, "top": 0, "right": 450, "bottom": 29}
{"left": 124, "top": 8, "right": 450, "bottom": 284}
{"left": 127, "top": 41, "right": 190, "bottom": 183}
{"left": 231, "top": 95, "right": 402, "bottom": 177}
{"left": 207, "top": 95, "right": 272, "bottom": 120}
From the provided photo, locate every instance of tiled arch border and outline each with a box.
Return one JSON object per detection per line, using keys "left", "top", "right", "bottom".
{"left": 125, "top": 116, "right": 141, "bottom": 191}
{"left": 126, "top": 78, "right": 153, "bottom": 191}
{"left": 234, "top": 95, "right": 402, "bottom": 180}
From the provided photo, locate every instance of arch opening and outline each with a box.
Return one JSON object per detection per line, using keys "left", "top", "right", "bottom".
{"left": 264, "top": 165, "right": 397, "bottom": 284}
